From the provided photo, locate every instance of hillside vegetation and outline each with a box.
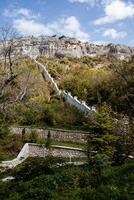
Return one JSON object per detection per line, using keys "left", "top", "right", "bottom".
{"left": 0, "top": 54, "right": 134, "bottom": 199}
{"left": 1, "top": 55, "right": 134, "bottom": 124}
{"left": 0, "top": 157, "right": 134, "bottom": 200}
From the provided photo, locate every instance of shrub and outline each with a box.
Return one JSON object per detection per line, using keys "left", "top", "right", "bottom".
{"left": 27, "top": 131, "right": 39, "bottom": 143}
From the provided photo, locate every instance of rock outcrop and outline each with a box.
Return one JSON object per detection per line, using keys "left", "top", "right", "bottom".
{"left": 0, "top": 35, "right": 134, "bottom": 61}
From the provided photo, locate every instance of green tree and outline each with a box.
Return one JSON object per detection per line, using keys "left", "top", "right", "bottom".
{"left": 87, "top": 103, "right": 118, "bottom": 170}
{"left": 45, "top": 130, "right": 52, "bottom": 149}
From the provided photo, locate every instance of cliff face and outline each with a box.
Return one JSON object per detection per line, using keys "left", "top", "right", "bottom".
{"left": 1, "top": 35, "right": 134, "bottom": 61}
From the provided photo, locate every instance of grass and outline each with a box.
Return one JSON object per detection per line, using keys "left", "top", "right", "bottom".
{"left": 51, "top": 140, "right": 86, "bottom": 149}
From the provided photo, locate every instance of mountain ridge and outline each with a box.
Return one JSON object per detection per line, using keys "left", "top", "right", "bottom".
{"left": 0, "top": 35, "right": 134, "bottom": 61}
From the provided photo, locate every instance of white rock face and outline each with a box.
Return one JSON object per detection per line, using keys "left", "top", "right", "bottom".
{"left": 0, "top": 35, "right": 133, "bottom": 61}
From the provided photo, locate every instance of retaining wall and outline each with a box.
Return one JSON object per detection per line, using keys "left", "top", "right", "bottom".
{"left": 10, "top": 126, "right": 89, "bottom": 143}
{"left": 29, "top": 144, "right": 85, "bottom": 158}
{"left": 0, "top": 143, "right": 29, "bottom": 169}
{"left": 0, "top": 143, "right": 86, "bottom": 169}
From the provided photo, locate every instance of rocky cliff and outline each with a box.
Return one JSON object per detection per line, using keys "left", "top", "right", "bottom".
{"left": 0, "top": 35, "right": 134, "bottom": 61}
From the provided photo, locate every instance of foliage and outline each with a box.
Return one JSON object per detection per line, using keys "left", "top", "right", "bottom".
{"left": 0, "top": 125, "right": 9, "bottom": 139}
{"left": 43, "top": 98, "right": 89, "bottom": 129}
{"left": 0, "top": 158, "right": 133, "bottom": 200}
{"left": 27, "top": 131, "right": 39, "bottom": 143}
{"left": 0, "top": 54, "right": 133, "bottom": 199}
{"left": 12, "top": 157, "right": 66, "bottom": 181}
{"left": 87, "top": 103, "right": 134, "bottom": 167}
{"left": 0, "top": 133, "right": 23, "bottom": 161}
{"left": 45, "top": 131, "right": 52, "bottom": 149}
{"left": 0, "top": 56, "right": 133, "bottom": 129}
{"left": 60, "top": 58, "right": 134, "bottom": 116}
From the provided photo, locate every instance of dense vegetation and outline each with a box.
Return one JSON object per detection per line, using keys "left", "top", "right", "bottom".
{"left": 0, "top": 57, "right": 89, "bottom": 129}
{"left": 44, "top": 56, "right": 134, "bottom": 116}
{"left": 0, "top": 54, "right": 134, "bottom": 199}
{"left": 1, "top": 55, "right": 134, "bottom": 127}
{"left": 0, "top": 157, "right": 133, "bottom": 200}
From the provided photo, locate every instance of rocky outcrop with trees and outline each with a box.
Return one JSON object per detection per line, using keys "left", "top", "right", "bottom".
{"left": 0, "top": 35, "right": 134, "bottom": 61}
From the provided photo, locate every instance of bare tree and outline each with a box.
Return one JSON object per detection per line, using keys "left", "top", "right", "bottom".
{"left": 0, "top": 25, "right": 18, "bottom": 71}
{"left": 0, "top": 25, "right": 32, "bottom": 109}
{"left": 0, "top": 25, "right": 20, "bottom": 96}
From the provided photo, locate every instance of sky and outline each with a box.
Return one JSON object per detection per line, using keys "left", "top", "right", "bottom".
{"left": 0, "top": 0, "right": 134, "bottom": 46}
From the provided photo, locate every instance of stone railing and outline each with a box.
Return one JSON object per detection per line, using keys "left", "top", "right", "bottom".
{"left": 33, "top": 59, "right": 95, "bottom": 115}
{"left": 62, "top": 90, "right": 95, "bottom": 114}
{"left": 35, "top": 60, "right": 61, "bottom": 95}
{"left": 10, "top": 126, "right": 89, "bottom": 143}
{"left": 0, "top": 143, "right": 86, "bottom": 169}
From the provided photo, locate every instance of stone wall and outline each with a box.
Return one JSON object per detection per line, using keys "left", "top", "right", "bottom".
{"left": 0, "top": 143, "right": 86, "bottom": 169}
{"left": 62, "top": 90, "right": 95, "bottom": 114}
{"left": 35, "top": 60, "right": 61, "bottom": 95}
{"left": 0, "top": 143, "right": 29, "bottom": 169}
{"left": 33, "top": 59, "right": 95, "bottom": 114}
{"left": 10, "top": 126, "right": 89, "bottom": 143}
{"left": 29, "top": 144, "right": 86, "bottom": 158}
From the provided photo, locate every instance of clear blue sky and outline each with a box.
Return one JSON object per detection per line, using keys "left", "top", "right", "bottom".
{"left": 0, "top": 0, "right": 134, "bottom": 45}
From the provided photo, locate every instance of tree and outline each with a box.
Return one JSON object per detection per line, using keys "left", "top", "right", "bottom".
{"left": 0, "top": 25, "right": 18, "bottom": 84}
{"left": 87, "top": 103, "right": 118, "bottom": 166}
{"left": 113, "top": 116, "right": 134, "bottom": 164}
{"left": 0, "top": 26, "right": 31, "bottom": 109}
{"left": 87, "top": 103, "right": 134, "bottom": 167}
{"left": 108, "top": 59, "right": 134, "bottom": 113}
{"left": 45, "top": 130, "right": 52, "bottom": 149}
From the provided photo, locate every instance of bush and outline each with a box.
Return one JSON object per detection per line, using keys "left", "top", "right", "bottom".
{"left": 13, "top": 157, "right": 66, "bottom": 181}
{"left": 27, "top": 131, "right": 39, "bottom": 143}
{"left": 0, "top": 125, "right": 9, "bottom": 139}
